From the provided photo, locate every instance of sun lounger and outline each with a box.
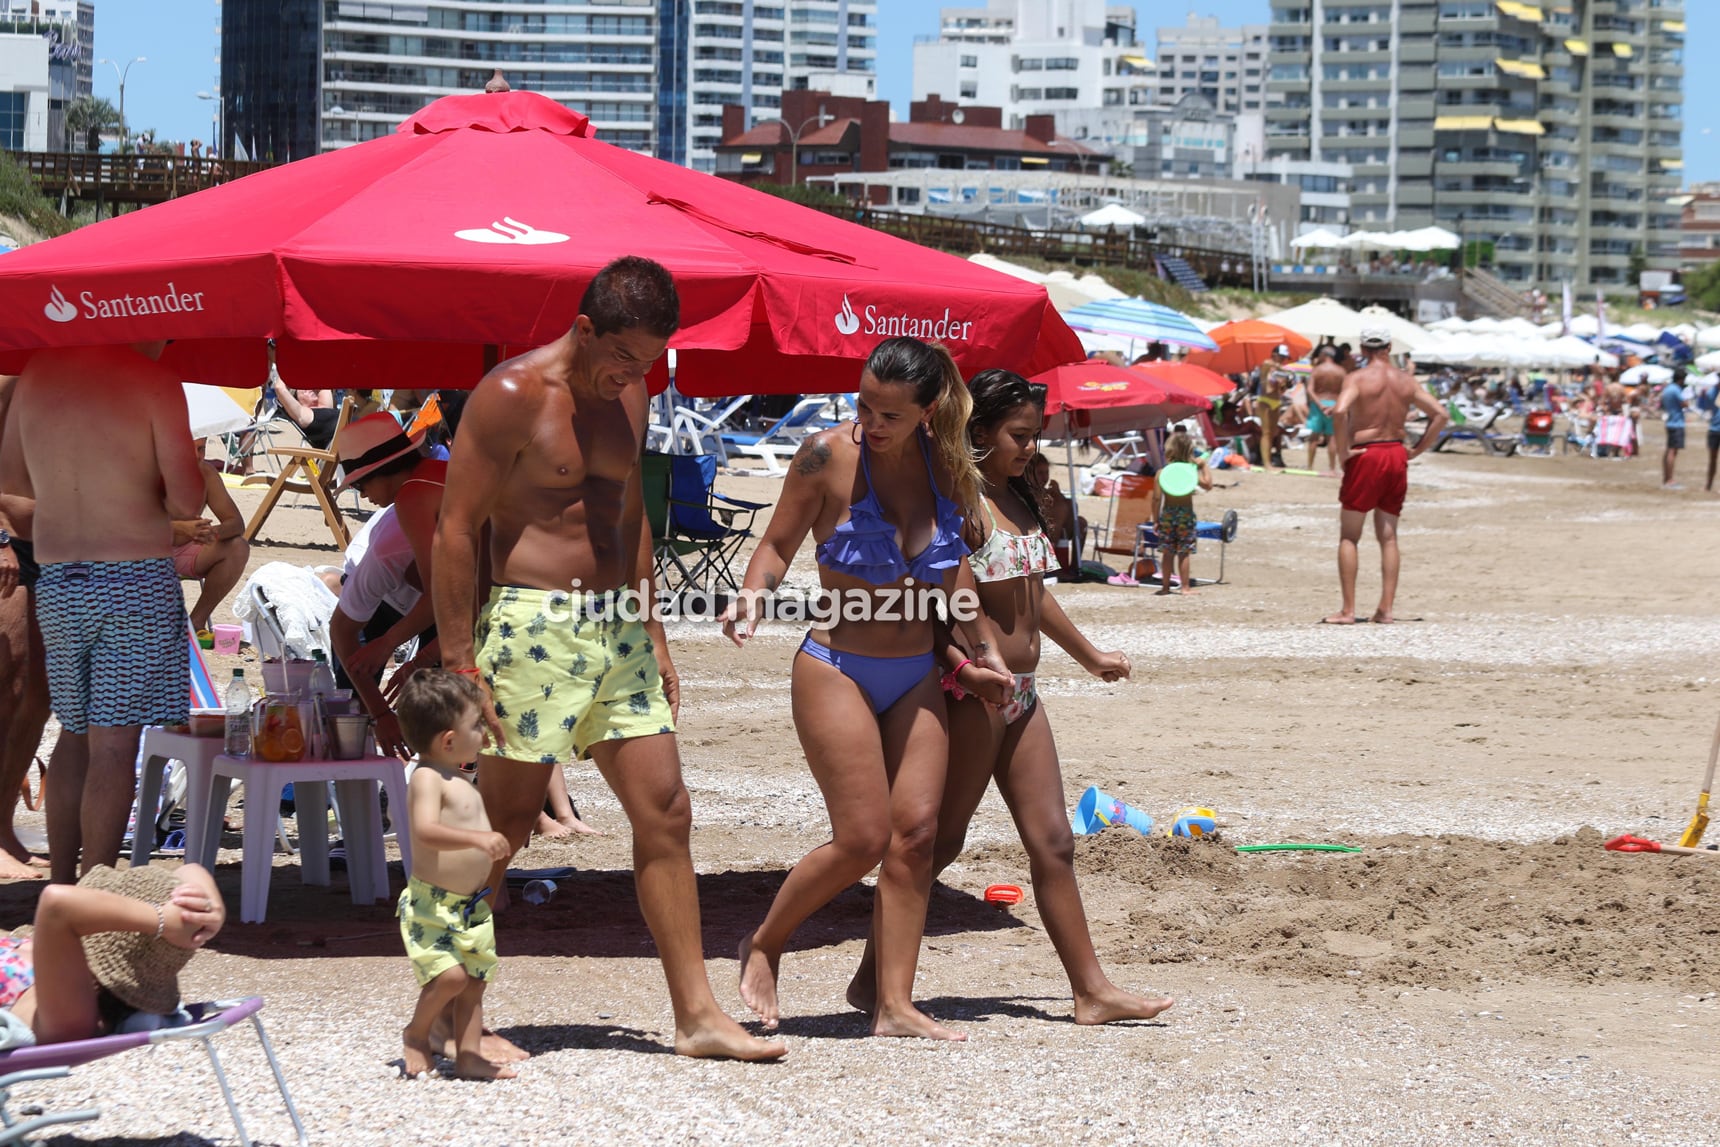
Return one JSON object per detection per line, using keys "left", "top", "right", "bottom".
{"left": 0, "top": 997, "right": 306, "bottom": 1147}
{"left": 720, "top": 396, "right": 832, "bottom": 474}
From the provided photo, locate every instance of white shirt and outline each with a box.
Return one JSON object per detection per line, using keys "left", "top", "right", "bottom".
{"left": 337, "top": 506, "right": 419, "bottom": 623}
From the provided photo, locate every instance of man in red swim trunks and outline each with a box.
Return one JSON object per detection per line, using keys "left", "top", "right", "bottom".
{"left": 1323, "top": 327, "right": 1447, "bottom": 625}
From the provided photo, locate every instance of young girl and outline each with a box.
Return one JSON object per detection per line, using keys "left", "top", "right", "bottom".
{"left": 1149, "top": 428, "right": 1213, "bottom": 596}
{"left": 846, "top": 369, "right": 1173, "bottom": 1026}
{"left": 724, "top": 337, "right": 1010, "bottom": 1040}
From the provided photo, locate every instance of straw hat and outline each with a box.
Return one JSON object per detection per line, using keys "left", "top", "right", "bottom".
{"left": 332, "top": 413, "right": 426, "bottom": 491}
{"left": 77, "top": 864, "right": 193, "bottom": 1015}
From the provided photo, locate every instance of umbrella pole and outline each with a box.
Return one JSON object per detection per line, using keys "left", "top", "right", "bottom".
{"left": 1066, "top": 437, "right": 1083, "bottom": 581}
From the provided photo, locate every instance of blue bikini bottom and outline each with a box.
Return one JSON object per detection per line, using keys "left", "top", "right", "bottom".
{"left": 797, "top": 634, "right": 934, "bottom": 715}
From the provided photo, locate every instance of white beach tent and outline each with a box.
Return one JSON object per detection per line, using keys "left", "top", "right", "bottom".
{"left": 1079, "top": 203, "right": 1147, "bottom": 229}
{"left": 1695, "top": 349, "right": 1720, "bottom": 372}
{"left": 1395, "top": 226, "right": 1462, "bottom": 251}
{"left": 1696, "top": 327, "right": 1720, "bottom": 350}
{"left": 1289, "top": 228, "right": 1345, "bottom": 250}
{"left": 1259, "top": 297, "right": 1369, "bottom": 344}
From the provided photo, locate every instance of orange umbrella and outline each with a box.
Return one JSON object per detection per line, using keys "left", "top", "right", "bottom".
{"left": 1184, "top": 320, "right": 1312, "bottom": 375}
{"left": 1133, "top": 360, "right": 1235, "bottom": 398}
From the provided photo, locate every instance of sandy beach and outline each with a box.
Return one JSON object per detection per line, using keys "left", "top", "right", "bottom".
{"left": 5, "top": 425, "right": 1718, "bottom": 1146}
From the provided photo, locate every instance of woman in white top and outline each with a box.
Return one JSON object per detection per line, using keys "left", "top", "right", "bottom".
{"left": 848, "top": 369, "right": 1173, "bottom": 1025}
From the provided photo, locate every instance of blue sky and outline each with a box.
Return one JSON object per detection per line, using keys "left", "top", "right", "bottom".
{"left": 102, "top": 1, "right": 1717, "bottom": 182}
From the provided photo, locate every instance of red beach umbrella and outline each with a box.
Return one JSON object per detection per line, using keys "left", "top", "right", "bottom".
{"left": 1032, "top": 361, "right": 1206, "bottom": 438}
{"left": 0, "top": 92, "right": 1080, "bottom": 396}
{"left": 1183, "top": 320, "right": 1312, "bottom": 376}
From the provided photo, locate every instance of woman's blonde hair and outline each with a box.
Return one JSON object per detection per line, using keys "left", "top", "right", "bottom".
{"left": 1164, "top": 427, "right": 1196, "bottom": 465}
{"left": 864, "top": 337, "right": 983, "bottom": 522}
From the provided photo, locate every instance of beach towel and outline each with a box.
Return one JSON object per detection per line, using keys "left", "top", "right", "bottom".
{"left": 232, "top": 563, "right": 337, "bottom": 660}
{"left": 1594, "top": 414, "right": 1635, "bottom": 453}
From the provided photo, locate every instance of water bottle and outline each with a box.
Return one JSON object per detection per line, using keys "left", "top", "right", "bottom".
{"left": 521, "top": 879, "right": 557, "bottom": 906}
{"left": 306, "top": 652, "right": 337, "bottom": 757}
{"left": 223, "top": 669, "right": 252, "bottom": 756}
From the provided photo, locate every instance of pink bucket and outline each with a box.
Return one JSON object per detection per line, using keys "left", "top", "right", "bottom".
{"left": 211, "top": 624, "right": 243, "bottom": 655}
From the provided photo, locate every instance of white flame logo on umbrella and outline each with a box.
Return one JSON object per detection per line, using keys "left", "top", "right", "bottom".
{"left": 43, "top": 284, "right": 77, "bottom": 323}
{"left": 834, "top": 294, "right": 860, "bottom": 336}
{"left": 453, "top": 217, "right": 570, "bottom": 245}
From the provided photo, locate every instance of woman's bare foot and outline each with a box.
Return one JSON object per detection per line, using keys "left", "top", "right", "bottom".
{"left": 1369, "top": 611, "right": 1395, "bottom": 624}
{"left": 872, "top": 1003, "right": 967, "bottom": 1041}
{"left": 401, "top": 1029, "right": 437, "bottom": 1078}
{"left": 0, "top": 852, "right": 45, "bottom": 880}
{"left": 844, "top": 969, "right": 876, "bottom": 1016}
{"left": 737, "top": 933, "right": 782, "bottom": 1030}
{"left": 1180, "top": 588, "right": 1199, "bottom": 596}
{"left": 534, "top": 812, "right": 572, "bottom": 840}
{"left": 0, "top": 833, "right": 48, "bottom": 874}
{"left": 453, "top": 1051, "right": 518, "bottom": 1080}
{"left": 1153, "top": 586, "right": 1173, "bottom": 596}
{"left": 675, "top": 1013, "right": 788, "bottom": 1061}
{"left": 1074, "top": 987, "right": 1175, "bottom": 1025}
{"left": 1320, "top": 613, "right": 1357, "bottom": 625}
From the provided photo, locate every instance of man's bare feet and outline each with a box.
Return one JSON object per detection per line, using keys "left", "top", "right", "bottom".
{"left": 872, "top": 1003, "right": 966, "bottom": 1041}
{"left": 0, "top": 834, "right": 48, "bottom": 873}
{"left": 1369, "top": 611, "right": 1395, "bottom": 624}
{"left": 1153, "top": 586, "right": 1173, "bottom": 596}
{"left": 453, "top": 1052, "right": 518, "bottom": 1080}
{"left": 401, "top": 1029, "right": 437, "bottom": 1078}
{"left": 675, "top": 1014, "right": 788, "bottom": 1061}
{"left": 737, "top": 933, "right": 782, "bottom": 1030}
{"left": 1074, "top": 987, "right": 1175, "bottom": 1026}
{"left": 1319, "top": 613, "right": 1357, "bottom": 625}
{"left": 1180, "top": 588, "right": 1200, "bottom": 596}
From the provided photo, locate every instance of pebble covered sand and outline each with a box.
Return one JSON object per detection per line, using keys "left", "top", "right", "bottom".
{"left": 3, "top": 431, "right": 1718, "bottom": 1145}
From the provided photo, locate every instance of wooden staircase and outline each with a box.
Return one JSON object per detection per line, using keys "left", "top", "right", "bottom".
{"left": 1460, "top": 266, "right": 1533, "bottom": 319}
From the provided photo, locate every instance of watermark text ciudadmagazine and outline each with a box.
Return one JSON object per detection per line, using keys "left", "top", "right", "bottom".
{"left": 524, "top": 580, "right": 980, "bottom": 629}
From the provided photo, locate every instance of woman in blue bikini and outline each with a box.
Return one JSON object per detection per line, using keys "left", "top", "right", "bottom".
{"left": 723, "top": 337, "right": 1010, "bottom": 1040}
{"left": 845, "top": 370, "right": 1174, "bottom": 1025}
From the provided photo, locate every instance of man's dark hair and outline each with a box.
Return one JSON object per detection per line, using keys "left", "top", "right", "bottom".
{"left": 396, "top": 669, "right": 483, "bottom": 757}
{"left": 1673, "top": 368, "right": 1688, "bottom": 386}
{"left": 1315, "top": 343, "right": 1339, "bottom": 361}
{"left": 580, "top": 256, "right": 680, "bottom": 340}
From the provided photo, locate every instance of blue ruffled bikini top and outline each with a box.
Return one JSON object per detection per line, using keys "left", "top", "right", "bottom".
{"left": 817, "top": 428, "right": 968, "bottom": 585}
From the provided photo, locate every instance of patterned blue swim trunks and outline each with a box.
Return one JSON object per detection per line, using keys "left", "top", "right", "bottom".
{"left": 35, "top": 558, "right": 188, "bottom": 734}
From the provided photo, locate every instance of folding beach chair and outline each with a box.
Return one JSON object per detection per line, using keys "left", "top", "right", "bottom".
{"left": 0, "top": 997, "right": 306, "bottom": 1147}
{"left": 720, "top": 396, "right": 832, "bottom": 474}
{"left": 243, "top": 395, "right": 360, "bottom": 548}
{"left": 643, "top": 453, "right": 767, "bottom": 596}
{"left": 1137, "top": 508, "right": 1240, "bottom": 585}
{"left": 1089, "top": 474, "right": 1157, "bottom": 579}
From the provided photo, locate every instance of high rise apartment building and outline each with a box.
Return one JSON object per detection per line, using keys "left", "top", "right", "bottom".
{"left": 1264, "top": 0, "right": 1684, "bottom": 288}
{"left": 911, "top": 1, "right": 1155, "bottom": 133}
{"left": 1154, "top": 13, "right": 1267, "bottom": 115}
{"left": 224, "top": 0, "right": 657, "bottom": 163}
{"left": 0, "top": 0, "right": 90, "bottom": 152}
{"left": 665, "top": 0, "right": 878, "bottom": 172}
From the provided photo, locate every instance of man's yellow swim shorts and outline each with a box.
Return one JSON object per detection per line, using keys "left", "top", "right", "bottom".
{"left": 475, "top": 586, "right": 676, "bottom": 764}
{"left": 398, "top": 875, "right": 497, "bottom": 988}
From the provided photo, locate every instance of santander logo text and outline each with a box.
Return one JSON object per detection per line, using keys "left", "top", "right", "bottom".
{"left": 832, "top": 294, "right": 973, "bottom": 343}
{"left": 454, "top": 217, "right": 570, "bottom": 245}
{"left": 44, "top": 281, "right": 208, "bottom": 323}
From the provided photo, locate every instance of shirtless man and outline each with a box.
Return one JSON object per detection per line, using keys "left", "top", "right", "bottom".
{"left": 2, "top": 345, "right": 205, "bottom": 882}
{"left": 1323, "top": 328, "right": 1447, "bottom": 626}
{"left": 1305, "top": 344, "right": 1346, "bottom": 473}
{"left": 0, "top": 377, "right": 51, "bottom": 879}
{"left": 433, "top": 256, "right": 784, "bottom": 1061}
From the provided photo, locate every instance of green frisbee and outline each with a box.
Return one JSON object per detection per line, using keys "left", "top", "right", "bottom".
{"left": 1157, "top": 461, "right": 1198, "bottom": 497}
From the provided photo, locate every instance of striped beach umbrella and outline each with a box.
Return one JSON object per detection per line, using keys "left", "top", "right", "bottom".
{"left": 1061, "top": 298, "right": 1219, "bottom": 353}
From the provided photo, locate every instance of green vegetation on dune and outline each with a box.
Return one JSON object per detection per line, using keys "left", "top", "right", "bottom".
{"left": 0, "top": 152, "right": 72, "bottom": 241}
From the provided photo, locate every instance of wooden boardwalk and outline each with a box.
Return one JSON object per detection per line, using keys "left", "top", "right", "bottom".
{"left": 7, "top": 150, "right": 276, "bottom": 207}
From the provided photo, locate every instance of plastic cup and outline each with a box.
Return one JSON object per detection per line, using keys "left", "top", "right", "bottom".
{"left": 211, "top": 623, "right": 243, "bottom": 654}
{"left": 521, "top": 879, "right": 557, "bottom": 906}
{"left": 1074, "top": 785, "right": 1154, "bottom": 836}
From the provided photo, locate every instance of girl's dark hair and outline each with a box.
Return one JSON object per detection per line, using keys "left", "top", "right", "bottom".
{"left": 864, "top": 337, "right": 982, "bottom": 521}
{"left": 964, "top": 368, "right": 1052, "bottom": 543}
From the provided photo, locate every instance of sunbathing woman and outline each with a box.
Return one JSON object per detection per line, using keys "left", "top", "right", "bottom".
{"left": 723, "top": 337, "right": 1010, "bottom": 1040}
{"left": 847, "top": 370, "right": 1173, "bottom": 1025}
{"left": 2, "top": 862, "right": 224, "bottom": 1046}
